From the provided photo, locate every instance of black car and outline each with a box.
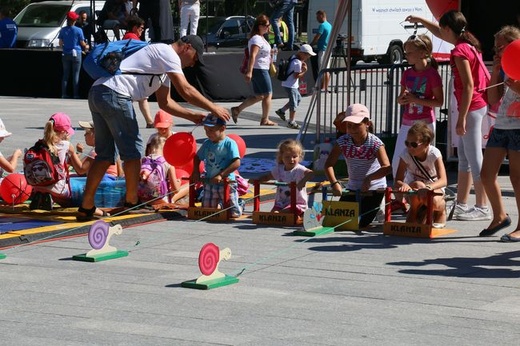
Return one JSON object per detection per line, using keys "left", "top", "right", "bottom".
{"left": 198, "top": 15, "right": 255, "bottom": 49}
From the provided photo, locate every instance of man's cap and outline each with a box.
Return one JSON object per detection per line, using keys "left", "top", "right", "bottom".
{"left": 299, "top": 44, "right": 316, "bottom": 56}
{"left": 154, "top": 110, "right": 173, "bottom": 128}
{"left": 0, "top": 118, "right": 12, "bottom": 138}
{"left": 342, "top": 104, "right": 371, "bottom": 123}
{"left": 67, "top": 11, "right": 79, "bottom": 21}
{"left": 203, "top": 114, "right": 226, "bottom": 127}
{"left": 181, "top": 35, "right": 205, "bottom": 65}
{"left": 50, "top": 112, "right": 74, "bottom": 136}
{"left": 78, "top": 120, "right": 94, "bottom": 129}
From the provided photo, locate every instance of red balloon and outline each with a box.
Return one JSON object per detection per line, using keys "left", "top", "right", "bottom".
{"left": 177, "top": 160, "right": 194, "bottom": 175}
{"left": 502, "top": 39, "right": 520, "bottom": 81}
{"left": 163, "top": 132, "right": 197, "bottom": 167}
{"left": 0, "top": 174, "right": 32, "bottom": 204}
{"left": 228, "top": 133, "right": 246, "bottom": 158}
{"left": 174, "top": 168, "right": 190, "bottom": 185}
{"left": 425, "top": 0, "right": 459, "bottom": 20}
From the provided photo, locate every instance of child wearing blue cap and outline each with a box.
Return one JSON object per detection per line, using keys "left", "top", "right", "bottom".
{"left": 192, "top": 114, "right": 242, "bottom": 217}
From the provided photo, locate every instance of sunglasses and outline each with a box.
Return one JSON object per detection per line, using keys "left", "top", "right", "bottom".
{"left": 262, "top": 23, "right": 271, "bottom": 27}
{"left": 405, "top": 141, "right": 423, "bottom": 148}
{"left": 408, "top": 34, "right": 427, "bottom": 48}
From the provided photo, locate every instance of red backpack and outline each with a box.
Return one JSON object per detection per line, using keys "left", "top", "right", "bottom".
{"left": 239, "top": 47, "right": 249, "bottom": 74}
{"left": 23, "top": 140, "right": 67, "bottom": 186}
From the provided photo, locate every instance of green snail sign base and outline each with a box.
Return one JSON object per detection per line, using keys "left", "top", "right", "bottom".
{"left": 72, "top": 250, "right": 129, "bottom": 262}
{"left": 181, "top": 275, "right": 239, "bottom": 290}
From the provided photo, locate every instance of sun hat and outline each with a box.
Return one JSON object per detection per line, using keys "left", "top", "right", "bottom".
{"left": 0, "top": 118, "right": 12, "bottom": 137}
{"left": 299, "top": 44, "right": 317, "bottom": 56}
{"left": 154, "top": 110, "right": 173, "bottom": 128}
{"left": 203, "top": 114, "right": 226, "bottom": 127}
{"left": 342, "top": 104, "right": 371, "bottom": 123}
{"left": 78, "top": 120, "right": 94, "bottom": 129}
{"left": 50, "top": 112, "right": 74, "bottom": 136}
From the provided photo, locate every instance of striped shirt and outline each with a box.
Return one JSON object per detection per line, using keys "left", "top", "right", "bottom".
{"left": 337, "top": 133, "right": 387, "bottom": 190}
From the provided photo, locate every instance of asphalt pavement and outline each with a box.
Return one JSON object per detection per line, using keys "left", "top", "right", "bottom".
{"left": 1, "top": 96, "right": 519, "bottom": 345}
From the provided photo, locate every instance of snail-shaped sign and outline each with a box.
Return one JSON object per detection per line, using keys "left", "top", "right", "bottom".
{"left": 86, "top": 220, "right": 123, "bottom": 258}
{"left": 195, "top": 243, "right": 232, "bottom": 284}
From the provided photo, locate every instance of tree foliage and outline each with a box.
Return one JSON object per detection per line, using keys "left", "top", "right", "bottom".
{"left": 2, "top": 0, "right": 31, "bottom": 17}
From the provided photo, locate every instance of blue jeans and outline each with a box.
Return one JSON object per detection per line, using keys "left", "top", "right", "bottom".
{"left": 88, "top": 85, "right": 143, "bottom": 162}
{"left": 271, "top": 0, "right": 295, "bottom": 48}
{"left": 61, "top": 53, "right": 81, "bottom": 98}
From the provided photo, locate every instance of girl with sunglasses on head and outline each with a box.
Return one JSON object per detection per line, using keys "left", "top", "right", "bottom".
{"left": 406, "top": 10, "right": 490, "bottom": 222}
{"left": 480, "top": 26, "right": 520, "bottom": 240}
{"left": 394, "top": 34, "right": 444, "bottom": 179}
{"left": 394, "top": 121, "right": 447, "bottom": 227}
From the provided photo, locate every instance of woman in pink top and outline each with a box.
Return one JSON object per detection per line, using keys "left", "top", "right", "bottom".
{"left": 406, "top": 10, "right": 490, "bottom": 222}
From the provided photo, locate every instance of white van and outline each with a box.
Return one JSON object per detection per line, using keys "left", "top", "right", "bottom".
{"left": 14, "top": 1, "right": 107, "bottom": 48}
{"left": 307, "top": 0, "right": 451, "bottom": 64}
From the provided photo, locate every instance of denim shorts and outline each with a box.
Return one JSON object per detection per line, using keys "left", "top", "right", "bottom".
{"left": 486, "top": 128, "right": 520, "bottom": 151}
{"left": 88, "top": 84, "right": 143, "bottom": 162}
{"left": 251, "top": 68, "right": 272, "bottom": 95}
{"left": 284, "top": 86, "right": 301, "bottom": 111}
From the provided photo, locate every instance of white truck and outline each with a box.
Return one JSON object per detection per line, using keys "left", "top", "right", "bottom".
{"left": 307, "top": 0, "right": 451, "bottom": 64}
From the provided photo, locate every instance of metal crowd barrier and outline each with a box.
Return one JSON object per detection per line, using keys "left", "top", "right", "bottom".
{"left": 300, "top": 61, "right": 452, "bottom": 158}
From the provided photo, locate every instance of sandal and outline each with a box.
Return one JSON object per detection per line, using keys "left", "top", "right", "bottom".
{"left": 260, "top": 120, "right": 276, "bottom": 126}
{"left": 231, "top": 107, "right": 239, "bottom": 124}
{"left": 76, "top": 206, "right": 109, "bottom": 222}
{"left": 112, "top": 201, "right": 156, "bottom": 215}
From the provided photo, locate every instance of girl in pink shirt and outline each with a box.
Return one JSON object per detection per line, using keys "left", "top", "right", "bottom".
{"left": 393, "top": 34, "right": 444, "bottom": 178}
{"left": 406, "top": 10, "right": 490, "bottom": 222}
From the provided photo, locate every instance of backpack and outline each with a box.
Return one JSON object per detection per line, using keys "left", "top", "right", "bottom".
{"left": 137, "top": 156, "right": 169, "bottom": 202}
{"left": 239, "top": 47, "right": 249, "bottom": 74}
{"left": 83, "top": 39, "right": 150, "bottom": 80}
{"left": 23, "top": 140, "right": 67, "bottom": 186}
{"left": 277, "top": 56, "right": 297, "bottom": 81}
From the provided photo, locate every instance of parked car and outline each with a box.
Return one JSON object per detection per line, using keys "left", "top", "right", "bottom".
{"left": 14, "top": 1, "right": 108, "bottom": 48}
{"left": 198, "top": 15, "right": 255, "bottom": 49}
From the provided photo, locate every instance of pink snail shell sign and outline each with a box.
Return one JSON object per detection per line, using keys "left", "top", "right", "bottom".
{"left": 198, "top": 242, "right": 220, "bottom": 275}
{"left": 88, "top": 220, "right": 110, "bottom": 250}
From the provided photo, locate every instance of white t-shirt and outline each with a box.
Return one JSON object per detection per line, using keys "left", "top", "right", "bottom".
{"left": 248, "top": 34, "right": 271, "bottom": 70}
{"left": 494, "top": 80, "right": 520, "bottom": 130}
{"left": 399, "top": 145, "right": 442, "bottom": 185}
{"left": 94, "top": 43, "right": 182, "bottom": 101}
{"left": 281, "top": 55, "right": 302, "bottom": 88}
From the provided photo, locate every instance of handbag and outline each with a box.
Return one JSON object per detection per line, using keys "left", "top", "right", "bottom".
{"left": 269, "top": 62, "right": 277, "bottom": 77}
{"left": 239, "top": 47, "right": 249, "bottom": 74}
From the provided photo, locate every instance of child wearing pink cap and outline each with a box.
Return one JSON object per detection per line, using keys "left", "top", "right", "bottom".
{"left": 28, "top": 113, "right": 93, "bottom": 211}
{"left": 325, "top": 104, "right": 392, "bottom": 228}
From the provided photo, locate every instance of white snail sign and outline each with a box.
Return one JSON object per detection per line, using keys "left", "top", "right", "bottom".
{"left": 72, "top": 220, "right": 128, "bottom": 262}
{"left": 181, "top": 242, "right": 239, "bottom": 290}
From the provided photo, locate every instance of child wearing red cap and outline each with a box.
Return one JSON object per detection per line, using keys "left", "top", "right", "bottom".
{"left": 146, "top": 110, "right": 175, "bottom": 153}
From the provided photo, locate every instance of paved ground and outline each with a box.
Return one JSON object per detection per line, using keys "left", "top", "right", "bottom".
{"left": 1, "top": 96, "right": 519, "bottom": 345}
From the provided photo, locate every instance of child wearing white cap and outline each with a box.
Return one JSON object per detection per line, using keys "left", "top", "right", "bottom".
{"left": 0, "top": 118, "right": 22, "bottom": 178}
{"left": 324, "top": 104, "right": 392, "bottom": 228}
{"left": 275, "top": 44, "right": 316, "bottom": 129}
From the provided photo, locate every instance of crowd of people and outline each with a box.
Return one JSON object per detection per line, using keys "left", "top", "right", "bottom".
{"left": 1, "top": 7, "right": 519, "bottom": 242}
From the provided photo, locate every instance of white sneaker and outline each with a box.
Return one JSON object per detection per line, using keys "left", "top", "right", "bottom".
{"left": 456, "top": 206, "right": 491, "bottom": 221}
{"left": 452, "top": 203, "right": 469, "bottom": 220}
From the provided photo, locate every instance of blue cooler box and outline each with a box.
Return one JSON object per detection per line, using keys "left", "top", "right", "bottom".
{"left": 70, "top": 176, "right": 126, "bottom": 207}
